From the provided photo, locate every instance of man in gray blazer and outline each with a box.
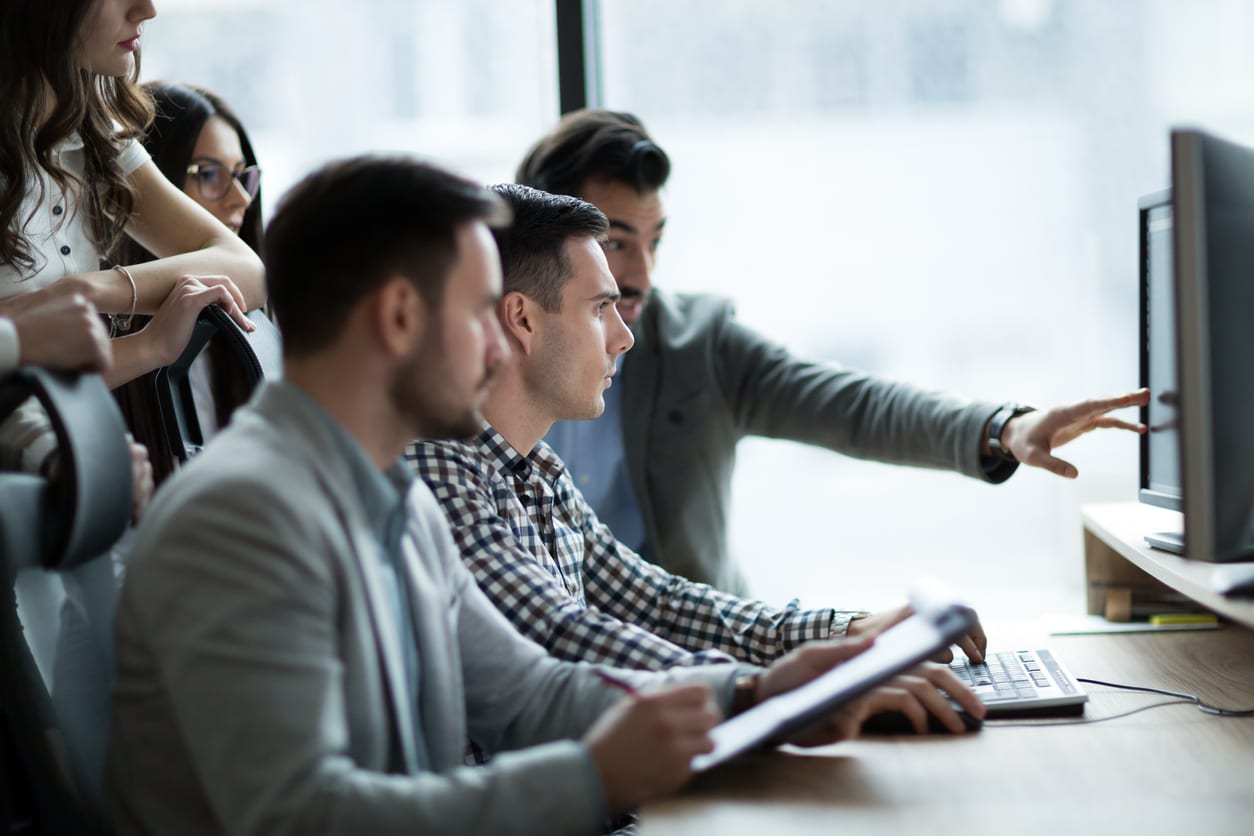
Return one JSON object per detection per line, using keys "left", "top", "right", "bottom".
{"left": 107, "top": 156, "right": 979, "bottom": 836}
{"left": 519, "top": 109, "right": 1150, "bottom": 595}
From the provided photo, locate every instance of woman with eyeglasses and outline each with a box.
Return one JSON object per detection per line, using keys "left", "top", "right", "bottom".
{"left": 116, "top": 82, "right": 271, "bottom": 482}
{"left": 132, "top": 83, "right": 264, "bottom": 255}
{"left": 0, "top": 0, "right": 265, "bottom": 499}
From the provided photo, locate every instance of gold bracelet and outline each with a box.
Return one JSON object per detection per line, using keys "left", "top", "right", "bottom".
{"left": 111, "top": 264, "right": 138, "bottom": 334}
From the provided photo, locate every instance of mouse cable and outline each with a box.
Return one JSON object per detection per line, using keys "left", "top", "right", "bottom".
{"left": 1075, "top": 676, "right": 1254, "bottom": 717}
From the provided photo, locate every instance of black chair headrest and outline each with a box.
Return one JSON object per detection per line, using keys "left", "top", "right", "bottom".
{"left": 0, "top": 369, "right": 132, "bottom": 570}
{"left": 155, "top": 305, "right": 281, "bottom": 465}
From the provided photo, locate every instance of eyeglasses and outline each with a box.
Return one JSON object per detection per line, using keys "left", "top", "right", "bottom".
{"left": 185, "top": 159, "right": 262, "bottom": 201}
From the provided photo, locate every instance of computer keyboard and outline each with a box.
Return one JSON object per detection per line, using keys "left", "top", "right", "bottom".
{"left": 949, "top": 648, "right": 1088, "bottom": 716}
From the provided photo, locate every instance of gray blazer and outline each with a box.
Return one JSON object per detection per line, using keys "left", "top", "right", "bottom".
{"left": 107, "top": 382, "right": 733, "bottom": 836}
{"left": 621, "top": 291, "right": 1009, "bottom": 595}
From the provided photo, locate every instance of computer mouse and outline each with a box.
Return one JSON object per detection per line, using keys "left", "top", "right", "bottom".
{"left": 859, "top": 706, "right": 983, "bottom": 735}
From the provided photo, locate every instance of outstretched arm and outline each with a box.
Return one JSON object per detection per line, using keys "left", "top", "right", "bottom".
{"left": 993, "top": 388, "right": 1150, "bottom": 478}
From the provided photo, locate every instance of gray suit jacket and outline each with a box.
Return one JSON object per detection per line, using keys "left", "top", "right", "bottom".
{"left": 621, "top": 291, "right": 1010, "bottom": 595}
{"left": 107, "top": 382, "right": 734, "bottom": 836}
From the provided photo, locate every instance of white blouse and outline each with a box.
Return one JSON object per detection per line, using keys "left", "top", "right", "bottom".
{"left": 0, "top": 133, "right": 149, "bottom": 473}
{"left": 0, "top": 133, "right": 150, "bottom": 298}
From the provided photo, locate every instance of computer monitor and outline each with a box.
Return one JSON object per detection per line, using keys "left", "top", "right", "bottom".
{"left": 1151, "top": 128, "right": 1254, "bottom": 563}
{"left": 1137, "top": 189, "right": 1184, "bottom": 552}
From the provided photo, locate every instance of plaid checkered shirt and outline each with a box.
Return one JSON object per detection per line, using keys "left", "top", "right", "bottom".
{"left": 406, "top": 426, "right": 862, "bottom": 671}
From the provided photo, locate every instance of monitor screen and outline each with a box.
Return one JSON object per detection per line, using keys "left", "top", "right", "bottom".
{"left": 1138, "top": 192, "right": 1182, "bottom": 513}
{"left": 1171, "top": 128, "right": 1254, "bottom": 563}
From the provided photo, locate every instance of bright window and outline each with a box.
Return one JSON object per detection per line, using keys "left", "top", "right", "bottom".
{"left": 141, "top": 0, "right": 558, "bottom": 197}
{"left": 597, "top": 0, "right": 1254, "bottom": 619}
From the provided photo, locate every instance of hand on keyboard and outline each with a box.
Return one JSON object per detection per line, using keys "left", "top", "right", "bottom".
{"left": 947, "top": 649, "right": 1087, "bottom": 715}
{"left": 848, "top": 604, "right": 988, "bottom": 664}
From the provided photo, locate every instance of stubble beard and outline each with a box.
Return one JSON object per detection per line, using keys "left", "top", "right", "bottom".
{"left": 389, "top": 328, "right": 486, "bottom": 441}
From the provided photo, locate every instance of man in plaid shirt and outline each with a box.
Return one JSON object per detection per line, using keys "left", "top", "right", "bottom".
{"left": 408, "top": 183, "right": 986, "bottom": 673}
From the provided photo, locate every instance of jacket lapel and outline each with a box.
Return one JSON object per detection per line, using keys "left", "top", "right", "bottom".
{"left": 250, "top": 384, "right": 439, "bottom": 775}
{"left": 344, "top": 526, "right": 422, "bottom": 773}
{"left": 398, "top": 532, "right": 464, "bottom": 771}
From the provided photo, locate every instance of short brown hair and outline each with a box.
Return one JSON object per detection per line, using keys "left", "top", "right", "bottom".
{"left": 515, "top": 109, "right": 670, "bottom": 200}
{"left": 488, "top": 184, "right": 607, "bottom": 312}
{"left": 266, "top": 156, "right": 509, "bottom": 356}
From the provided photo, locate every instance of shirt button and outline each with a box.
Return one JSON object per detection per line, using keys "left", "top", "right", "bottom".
{"left": 52, "top": 205, "right": 63, "bottom": 216}
{"left": 59, "top": 245, "right": 71, "bottom": 255}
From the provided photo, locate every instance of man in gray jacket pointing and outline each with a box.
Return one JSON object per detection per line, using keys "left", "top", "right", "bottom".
{"left": 521, "top": 109, "right": 1148, "bottom": 595}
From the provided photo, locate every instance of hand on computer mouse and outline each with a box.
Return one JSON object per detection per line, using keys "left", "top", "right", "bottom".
{"left": 843, "top": 664, "right": 986, "bottom": 738}
{"left": 860, "top": 704, "right": 983, "bottom": 735}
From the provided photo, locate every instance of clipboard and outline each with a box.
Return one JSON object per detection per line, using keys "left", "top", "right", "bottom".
{"left": 691, "top": 584, "right": 977, "bottom": 771}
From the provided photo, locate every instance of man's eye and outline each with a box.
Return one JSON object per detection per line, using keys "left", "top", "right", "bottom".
{"left": 603, "top": 240, "right": 623, "bottom": 252}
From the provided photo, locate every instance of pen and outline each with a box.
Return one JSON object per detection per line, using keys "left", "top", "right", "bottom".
{"left": 592, "top": 669, "right": 639, "bottom": 696}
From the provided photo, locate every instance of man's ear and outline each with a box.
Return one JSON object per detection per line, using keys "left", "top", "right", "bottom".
{"left": 372, "top": 277, "right": 428, "bottom": 358}
{"left": 498, "top": 290, "right": 540, "bottom": 354}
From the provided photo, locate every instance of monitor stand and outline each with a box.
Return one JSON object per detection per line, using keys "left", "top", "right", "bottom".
{"left": 1144, "top": 531, "right": 1185, "bottom": 554}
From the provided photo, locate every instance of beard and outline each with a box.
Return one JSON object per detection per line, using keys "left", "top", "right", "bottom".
{"left": 389, "top": 325, "right": 490, "bottom": 441}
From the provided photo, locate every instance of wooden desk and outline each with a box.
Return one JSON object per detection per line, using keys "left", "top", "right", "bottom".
{"left": 1082, "top": 502, "right": 1254, "bottom": 628}
{"left": 640, "top": 628, "right": 1254, "bottom": 835}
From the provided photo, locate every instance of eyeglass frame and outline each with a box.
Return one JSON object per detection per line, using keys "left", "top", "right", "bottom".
{"left": 184, "top": 157, "right": 263, "bottom": 202}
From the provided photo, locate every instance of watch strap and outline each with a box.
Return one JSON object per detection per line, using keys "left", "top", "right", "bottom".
{"left": 987, "top": 403, "right": 1036, "bottom": 462}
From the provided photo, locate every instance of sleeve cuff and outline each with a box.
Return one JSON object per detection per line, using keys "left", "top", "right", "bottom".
{"left": 573, "top": 743, "right": 611, "bottom": 826}
{"left": 979, "top": 453, "right": 1020, "bottom": 484}
{"left": 0, "top": 318, "right": 19, "bottom": 376}
{"left": 116, "top": 135, "right": 152, "bottom": 175}
{"left": 828, "top": 610, "right": 872, "bottom": 638}
{"left": 777, "top": 599, "right": 849, "bottom": 649}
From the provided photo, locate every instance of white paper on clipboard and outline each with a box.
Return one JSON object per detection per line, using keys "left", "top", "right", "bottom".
{"left": 691, "top": 587, "right": 976, "bottom": 772}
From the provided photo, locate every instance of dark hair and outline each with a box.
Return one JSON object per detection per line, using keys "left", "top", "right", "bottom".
{"left": 0, "top": 0, "right": 154, "bottom": 274}
{"left": 120, "top": 82, "right": 264, "bottom": 261}
{"left": 265, "top": 155, "right": 510, "bottom": 356}
{"left": 516, "top": 109, "right": 670, "bottom": 200}
{"left": 112, "top": 84, "right": 265, "bottom": 459}
{"left": 488, "top": 183, "right": 608, "bottom": 312}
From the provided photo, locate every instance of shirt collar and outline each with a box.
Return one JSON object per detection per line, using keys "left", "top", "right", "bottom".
{"left": 475, "top": 424, "right": 567, "bottom": 484}
{"left": 278, "top": 381, "right": 413, "bottom": 542}
{"left": 60, "top": 132, "right": 84, "bottom": 153}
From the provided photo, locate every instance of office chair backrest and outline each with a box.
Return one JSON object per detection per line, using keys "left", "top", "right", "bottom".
{"left": 0, "top": 371, "right": 131, "bottom": 569}
{"left": 0, "top": 368, "right": 134, "bottom": 835}
{"left": 155, "top": 305, "right": 281, "bottom": 466}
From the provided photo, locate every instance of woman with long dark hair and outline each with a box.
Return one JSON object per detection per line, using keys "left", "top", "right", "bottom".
{"left": 0, "top": 0, "right": 265, "bottom": 481}
{"left": 0, "top": 0, "right": 266, "bottom": 381}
